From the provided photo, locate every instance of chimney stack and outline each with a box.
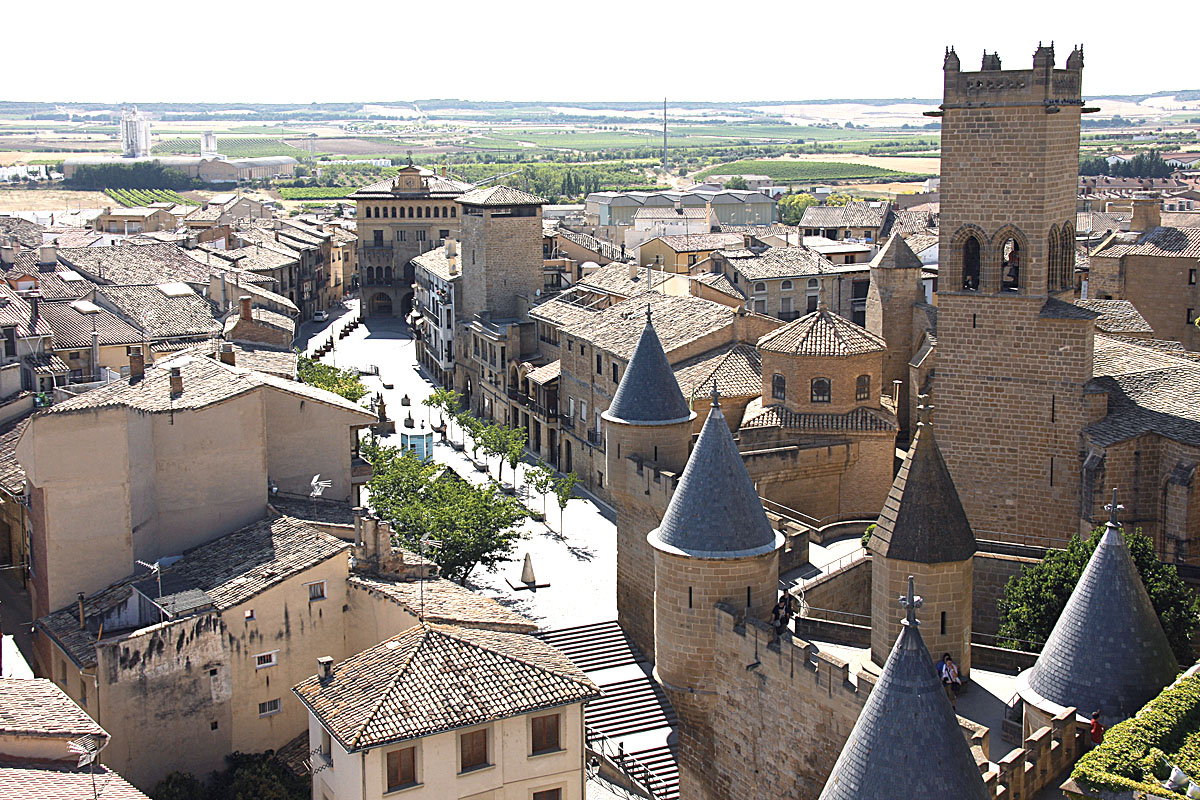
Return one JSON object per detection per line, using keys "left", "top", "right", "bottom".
{"left": 77, "top": 592, "right": 86, "bottom": 631}
{"left": 169, "top": 366, "right": 183, "bottom": 395}
{"left": 0, "top": 241, "right": 15, "bottom": 266}
{"left": 129, "top": 345, "right": 145, "bottom": 380}
{"left": 218, "top": 342, "right": 236, "bottom": 365}
{"left": 317, "top": 656, "right": 333, "bottom": 681}
{"left": 376, "top": 521, "right": 392, "bottom": 562}
{"left": 38, "top": 244, "right": 57, "bottom": 266}
{"left": 28, "top": 293, "right": 39, "bottom": 327}
{"left": 239, "top": 295, "right": 252, "bottom": 321}
{"left": 352, "top": 507, "right": 364, "bottom": 546}
{"left": 1130, "top": 191, "right": 1162, "bottom": 233}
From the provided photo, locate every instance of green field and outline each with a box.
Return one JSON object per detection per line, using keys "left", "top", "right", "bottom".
{"left": 151, "top": 137, "right": 308, "bottom": 158}
{"left": 278, "top": 186, "right": 353, "bottom": 200}
{"left": 104, "top": 188, "right": 196, "bottom": 207}
{"left": 670, "top": 124, "right": 916, "bottom": 141}
{"left": 695, "top": 159, "right": 920, "bottom": 183}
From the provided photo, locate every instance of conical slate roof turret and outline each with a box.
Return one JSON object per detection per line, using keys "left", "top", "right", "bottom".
{"left": 604, "top": 307, "right": 693, "bottom": 426}
{"left": 870, "top": 232, "right": 923, "bottom": 270}
{"left": 648, "top": 390, "right": 781, "bottom": 559}
{"left": 870, "top": 399, "right": 977, "bottom": 563}
{"left": 1021, "top": 491, "right": 1178, "bottom": 724}
{"left": 819, "top": 577, "right": 989, "bottom": 800}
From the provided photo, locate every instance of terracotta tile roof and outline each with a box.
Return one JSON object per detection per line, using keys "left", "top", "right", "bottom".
{"left": 757, "top": 308, "right": 886, "bottom": 356}
{"left": 0, "top": 216, "right": 45, "bottom": 248}
{"left": 556, "top": 228, "right": 622, "bottom": 262}
{"left": 576, "top": 262, "right": 670, "bottom": 297}
{"left": 0, "top": 284, "right": 53, "bottom": 338}
{"left": 1102, "top": 226, "right": 1200, "bottom": 259}
{"left": 1087, "top": 335, "right": 1200, "bottom": 447}
{"left": 349, "top": 175, "right": 473, "bottom": 199}
{"left": 96, "top": 284, "right": 222, "bottom": 340}
{"left": 561, "top": 293, "right": 736, "bottom": 360}
{"left": 0, "top": 762, "right": 149, "bottom": 800}
{"left": 529, "top": 291, "right": 604, "bottom": 328}
{"left": 633, "top": 207, "right": 707, "bottom": 220}
{"left": 38, "top": 514, "right": 349, "bottom": 667}
{"left": 411, "top": 248, "right": 460, "bottom": 282}
{"left": 691, "top": 271, "right": 744, "bottom": 299}
{"left": 224, "top": 306, "right": 295, "bottom": 339}
{"left": 347, "top": 575, "right": 536, "bottom": 633}
{"left": 1074, "top": 299, "right": 1153, "bottom": 335}
{"left": 458, "top": 185, "right": 548, "bottom": 207}
{"left": 800, "top": 201, "right": 892, "bottom": 230}
{"left": 672, "top": 343, "right": 761, "bottom": 399}
{"left": 741, "top": 400, "right": 897, "bottom": 433}
{"left": 891, "top": 209, "right": 936, "bottom": 235}
{"left": 58, "top": 243, "right": 213, "bottom": 287}
{"left": 23, "top": 352, "right": 69, "bottom": 375}
{"left": 902, "top": 231, "right": 940, "bottom": 254}
{"left": 1040, "top": 297, "right": 1100, "bottom": 321}
{"left": 20, "top": 270, "right": 99, "bottom": 302}
{"left": 41, "top": 352, "right": 371, "bottom": 417}
{"left": 293, "top": 624, "right": 599, "bottom": 751}
{"left": 721, "top": 246, "right": 837, "bottom": 280}
{"left": 525, "top": 359, "right": 561, "bottom": 384}
{"left": 0, "top": 678, "right": 105, "bottom": 738}
{"left": 38, "top": 299, "right": 144, "bottom": 348}
{"left": 191, "top": 340, "right": 298, "bottom": 379}
{"left": 1077, "top": 211, "right": 1129, "bottom": 234}
{"left": 0, "top": 408, "right": 32, "bottom": 495}
{"left": 651, "top": 233, "right": 744, "bottom": 252}
{"left": 799, "top": 205, "right": 848, "bottom": 228}
{"left": 1163, "top": 212, "right": 1200, "bottom": 228}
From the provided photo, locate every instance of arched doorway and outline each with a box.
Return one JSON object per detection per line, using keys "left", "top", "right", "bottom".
{"left": 369, "top": 292, "right": 393, "bottom": 316}
{"left": 400, "top": 292, "right": 414, "bottom": 320}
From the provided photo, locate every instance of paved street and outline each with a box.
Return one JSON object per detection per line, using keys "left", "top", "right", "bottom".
{"left": 303, "top": 303, "right": 619, "bottom": 630}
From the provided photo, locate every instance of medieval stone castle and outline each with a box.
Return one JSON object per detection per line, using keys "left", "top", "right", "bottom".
{"left": 597, "top": 43, "right": 1185, "bottom": 799}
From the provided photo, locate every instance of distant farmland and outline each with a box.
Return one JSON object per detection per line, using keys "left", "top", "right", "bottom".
{"left": 695, "top": 159, "right": 922, "bottom": 183}
{"left": 152, "top": 137, "right": 307, "bottom": 158}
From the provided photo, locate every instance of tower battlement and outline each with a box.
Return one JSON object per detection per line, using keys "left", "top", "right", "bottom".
{"left": 942, "top": 44, "right": 1083, "bottom": 108}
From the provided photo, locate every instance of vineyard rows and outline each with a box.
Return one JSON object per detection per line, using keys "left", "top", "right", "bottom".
{"left": 104, "top": 188, "right": 195, "bottom": 207}
{"left": 151, "top": 137, "right": 308, "bottom": 158}
{"left": 278, "top": 187, "right": 353, "bottom": 200}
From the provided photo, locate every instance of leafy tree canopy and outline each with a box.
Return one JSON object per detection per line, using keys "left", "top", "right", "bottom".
{"left": 151, "top": 752, "right": 309, "bottom": 800}
{"left": 297, "top": 356, "right": 368, "bottom": 402}
{"left": 998, "top": 526, "right": 1198, "bottom": 663}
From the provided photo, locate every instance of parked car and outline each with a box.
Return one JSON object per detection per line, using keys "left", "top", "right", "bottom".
{"left": 313, "top": 310, "right": 329, "bottom": 322}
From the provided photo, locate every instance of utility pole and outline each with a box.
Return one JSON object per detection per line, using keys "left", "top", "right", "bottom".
{"left": 662, "top": 98, "right": 668, "bottom": 173}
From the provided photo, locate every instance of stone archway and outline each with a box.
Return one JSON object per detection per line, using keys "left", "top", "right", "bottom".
{"left": 369, "top": 292, "right": 394, "bottom": 316}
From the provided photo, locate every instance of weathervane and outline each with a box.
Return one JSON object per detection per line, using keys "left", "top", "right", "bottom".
{"left": 1105, "top": 487, "right": 1124, "bottom": 527}
{"left": 899, "top": 575, "right": 922, "bottom": 627}
{"left": 711, "top": 382, "right": 720, "bottom": 408}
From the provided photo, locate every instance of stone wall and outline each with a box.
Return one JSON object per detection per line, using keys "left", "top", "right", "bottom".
{"left": 688, "top": 606, "right": 872, "bottom": 800}
{"left": 973, "top": 552, "right": 1038, "bottom": 638}
{"left": 800, "top": 554, "right": 871, "bottom": 617}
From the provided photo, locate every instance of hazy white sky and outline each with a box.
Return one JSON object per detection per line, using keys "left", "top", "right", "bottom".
{"left": 10, "top": 0, "right": 1191, "bottom": 104}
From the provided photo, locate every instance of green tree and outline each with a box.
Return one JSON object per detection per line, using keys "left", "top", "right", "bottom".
{"left": 398, "top": 477, "right": 528, "bottom": 582}
{"left": 151, "top": 752, "right": 309, "bottom": 800}
{"left": 723, "top": 175, "right": 749, "bottom": 190}
{"left": 482, "top": 423, "right": 527, "bottom": 485}
{"left": 778, "top": 192, "right": 818, "bottom": 225}
{"left": 528, "top": 462, "right": 557, "bottom": 518}
{"left": 297, "top": 356, "right": 367, "bottom": 402}
{"left": 422, "top": 387, "right": 461, "bottom": 439}
{"left": 362, "top": 438, "right": 439, "bottom": 524}
{"left": 998, "top": 526, "right": 1199, "bottom": 663}
{"left": 151, "top": 772, "right": 207, "bottom": 800}
{"left": 553, "top": 472, "right": 579, "bottom": 532}
{"left": 459, "top": 413, "right": 486, "bottom": 461}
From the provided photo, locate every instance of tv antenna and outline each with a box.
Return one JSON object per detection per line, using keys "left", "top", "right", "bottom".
{"left": 310, "top": 474, "right": 333, "bottom": 497}
{"left": 135, "top": 559, "right": 164, "bottom": 620}
{"left": 417, "top": 534, "right": 441, "bottom": 622}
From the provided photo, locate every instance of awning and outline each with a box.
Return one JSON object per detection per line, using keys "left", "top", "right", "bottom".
{"left": 526, "top": 359, "right": 561, "bottom": 385}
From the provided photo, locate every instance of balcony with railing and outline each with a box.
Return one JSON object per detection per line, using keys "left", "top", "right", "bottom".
{"left": 586, "top": 428, "right": 603, "bottom": 448}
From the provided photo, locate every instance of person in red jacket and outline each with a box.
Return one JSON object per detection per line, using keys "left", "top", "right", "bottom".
{"left": 1090, "top": 710, "right": 1106, "bottom": 745}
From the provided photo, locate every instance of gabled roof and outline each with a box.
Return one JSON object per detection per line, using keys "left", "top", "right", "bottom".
{"left": 870, "top": 232, "right": 922, "bottom": 270}
{"left": 604, "top": 313, "right": 692, "bottom": 425}
{"left": 649, "top": 397, "right": 782, "bottom": 559}
{"left": 1101, "top": 226, "right": 1200, "bottom": 260}
{"left": 757, "top": 308, "right": 886, "bottom": 357}
{"left": 293, "top": 624, "right": 599, "bottom": 751}
{"left": 672, "top": 343, "right": 761, "bottom": 400}
{"left": 38, "top": 299, "right": 144, "bottom": 348}
{"left": 0, "top": 677, "right": 106, "bottom": 738}
{"left": 870, "top": 417, "right": 976, "bottom": 564}
{"left": 1074, "top": 299, "right": 1152, "bottom": 335}
{"left": 38, "top": 515, "right": 349, "bottom": 667}
{"left": 1021, "top": 511, "right": 1178, "bottom": 724}
{"left": 576, "top": 262, "right": 669, "bottom": 298}
{"left": 458, "top": 184, "right": 547, "bottom": 207}
{"left": 347, "top": 575, "right": 536, "bottom": 633}
{"left": 720, "top": 245, "right": 837, "bottom": 280}
{"left": 95, "top": 284, "right": 222, "bottom": 340}
{"left": 651, "top": 233, "right": 743, "bottom": 252}
{"left": 58, "top": 243, "right": 213, "bottom": 287}
{"left": 0, "top": 763, "right": 149, "bottom": 800}
{"left": 819, "top": 581, "right": 989, "bottom": 800}
{"left": 560, "top": 292, "right": 736, "bottom": 360}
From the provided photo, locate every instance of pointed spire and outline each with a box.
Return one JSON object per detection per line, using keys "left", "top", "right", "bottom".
{"left": 648, "top": 401, "right": 781, "bottom": 559}
{"left": 1021, "top": 491, "right": 1178, "bottom": 723}
{"left": 819, "top": 578, "right": 989, "bottom": 800}
{"left": 604, "top": 313, "right": 692, "bottom": 425}
{"left": 870, "top": 232, "right": 923, "bottom": 270}
{"left": 869, "top": 396, "right": 977, "bottom": 563}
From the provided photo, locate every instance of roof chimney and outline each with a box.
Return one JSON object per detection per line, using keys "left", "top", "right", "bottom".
{"left": 169, "top": 366, "right": 183, "bottom": 395}
{"left": 1130, "top": 192, "right": 1161, "bottom": 234}
{"left": 77, "top": 592, "right": 86, "bottom": 631}
{"left": 38, "top": 244, "right": 57, "bottom": 266}
{"left": 0, "top": 242, "right": 15, "bottom": 266}
{"left": 219, "top": 342, "right": 236, "bottom": 365}
{"left": 317, "top": 655, "right": 333, "bottom": 681}
{"left": 239, "top": 295, "right": 252, "bottom": 321}
{"left": 28, "top": 293, "right": 39, "bottom": 328}
{"left": 129, "top": 345, "right": 145, "bottom": 380}
{"left": 352, "top": 507, "right": 364, "bottom": 546}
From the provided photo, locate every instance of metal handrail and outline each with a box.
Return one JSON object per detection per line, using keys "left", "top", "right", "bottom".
{"left": 793, "top": 548, "right": 867, "bottom": 591}
{"left": 585, "top": 725, "right": 665, "bottom": 799}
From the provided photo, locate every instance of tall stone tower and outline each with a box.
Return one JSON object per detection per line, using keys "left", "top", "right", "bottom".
{"left": 869, "top": 399, "right": 976, "bottom": 678}
{"left": 649, "top": 391, "right": 783, "bottom": 800}
{"left": 458, "top": 185, "right": 546, "bottom": 321}
{"left": 603, "top": 309, "right": 696, "bottom": 661}
{"left": 935, "top": 44, "right": 1095, "bottom": 545}
{"left": 866, "top": 232, "right": 926, "bottom": 440}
